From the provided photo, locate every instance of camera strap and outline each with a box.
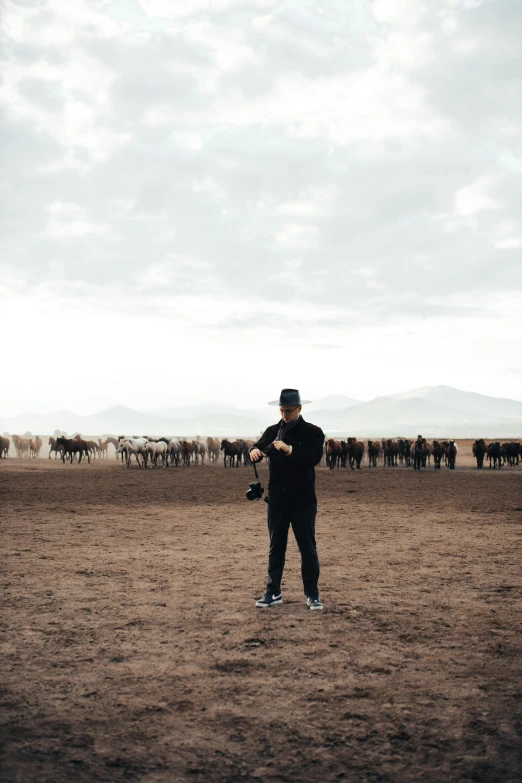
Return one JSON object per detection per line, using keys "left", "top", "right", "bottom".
{"left": 252, "top": 460, "right": 260, "bottom": 481}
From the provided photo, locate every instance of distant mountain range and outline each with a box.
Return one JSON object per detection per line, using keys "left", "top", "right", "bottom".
{"left": 1, "top": 387, "right": 521, "bottom": 438}
{"left": 148, "top": 395, "right": 362, "bottom": 418}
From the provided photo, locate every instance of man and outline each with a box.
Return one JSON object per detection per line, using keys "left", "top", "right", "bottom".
{"left": 249, "top": 389, "right": 325, "bottom": 611}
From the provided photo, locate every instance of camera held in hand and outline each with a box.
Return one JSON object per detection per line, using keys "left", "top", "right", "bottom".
{"left": 246, "top": 479, "right": 264, "bottom": 501}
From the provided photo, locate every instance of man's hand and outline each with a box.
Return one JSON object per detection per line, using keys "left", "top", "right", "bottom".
{"left": 272, "top": 440, "right": 290, "bottom": 455}
{"left": 250, "top": 448, "right": 266, "bottom": 462}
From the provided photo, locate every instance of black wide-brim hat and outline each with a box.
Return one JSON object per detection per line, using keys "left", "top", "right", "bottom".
{"left": 268, "top": 388, "right": 311, "bottom": 406}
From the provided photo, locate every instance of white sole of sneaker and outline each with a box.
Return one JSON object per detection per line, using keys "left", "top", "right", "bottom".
{"left": 255, "top": 599, "right": 283, "bottom": 608}
{"left": 309, "top": 605, "right": 323, "bottom": 610}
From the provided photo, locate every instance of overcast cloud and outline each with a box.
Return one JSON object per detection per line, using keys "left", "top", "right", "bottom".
{"left": 1, "top": 0, "right": 521, "bottom": 414}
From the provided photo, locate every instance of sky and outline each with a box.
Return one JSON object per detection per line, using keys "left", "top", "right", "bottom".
{"left": 1, "top": 0, "right": 521, "bottom": 416}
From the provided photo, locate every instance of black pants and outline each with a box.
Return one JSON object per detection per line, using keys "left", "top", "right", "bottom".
{"left": 266, "top": 502, "right": 320, "bottom": 597}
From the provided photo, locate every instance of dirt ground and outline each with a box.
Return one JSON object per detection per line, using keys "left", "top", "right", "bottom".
{"left": 1, "top": 443, "right": 522, "bottom": 783}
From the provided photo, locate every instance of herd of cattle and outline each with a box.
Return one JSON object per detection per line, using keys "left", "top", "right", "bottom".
{"left": 1, "top": 433, "right": 521, "bottom": 470}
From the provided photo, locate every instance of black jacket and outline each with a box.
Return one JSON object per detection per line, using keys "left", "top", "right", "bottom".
{"left": 251, "top": 417, "right": 324, "bottom": 507}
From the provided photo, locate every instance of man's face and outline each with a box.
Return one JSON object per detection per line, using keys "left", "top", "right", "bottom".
{"left": 280, "top": 405, "right": 302, "bottom": 423}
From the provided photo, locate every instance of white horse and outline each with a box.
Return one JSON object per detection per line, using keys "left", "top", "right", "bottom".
{"left": 144, "top": 440, "right": 167, "bottom": 467}
{"left": 119, "top": 437, "right": 148, "bottom": 468}
{"left": 165, "top": 439, "right": 181, "bottom": 467}
{"left": 48, "top": 437, "right": 64, "bottom": 459}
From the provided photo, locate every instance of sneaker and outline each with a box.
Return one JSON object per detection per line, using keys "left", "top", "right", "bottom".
{"left": 255, "top": 592, "right": 283, "bottom": 608}
{"left": 307, "top": 596, "right": 323, "bottom": 611}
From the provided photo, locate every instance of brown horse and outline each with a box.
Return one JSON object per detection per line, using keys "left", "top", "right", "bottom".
{"left": 367, "top": 440, "right": 379, "bottom": 468}
{"left": 384, "top": 439, "right": 398, "bottom": 467}
{"left": 412, "top": 438, "right": 426, "bottom": 470}
{"left": 28, "top": 435, "right": 42, "bottom": 457}
{"left": 326, "top": 439, "right": 342, "bottom": 470}
{"left": 12, "top": 435, "right": 30, "bottom": 457}
{"left": 0, "top": 436, "right": 9, "bottom": 458}
{"left": 472, "top": 439, "right": 486, "bottom": 469}
{"left": 446, "top": 440, "right": 457, "bottom": 470}
{"left": 402, "top": 439, "right": 411, "bottom": 467}
{"left": 48, "top": 437, "right": 64, "bottom": 459}
{"left": 238, "top": 439, "right": 253, "bottom": 466}
{"left": 431, "top": 440, "right": 444, "bottom": 470}
{"left": 180, "top": 440, "right": 193, "bottom": 467}
{"left": 501, "top": 441, "right": 519, "bottom": 467}
{"left": 347, "top": 437, "right": 365, "bottom": 470}
{"left": 241, "top": 439, "right": 255, "bottom": 465}
{"left": 102, "top": 437, "right": 120, "bottom": 459}
{"left": 486, "top": 441, "right": 501, "bottom": 469}
{"left": 28, "top": 437, "right": 41, "bottom": 457}
{"left": 56, "top": 436, "right": 91, "bottom": 464}
{"left": 220, "top": 438, "right": 241, "bottom": 467}
{"left": 84, "top": 440, "right": 98, "bottom": 459}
